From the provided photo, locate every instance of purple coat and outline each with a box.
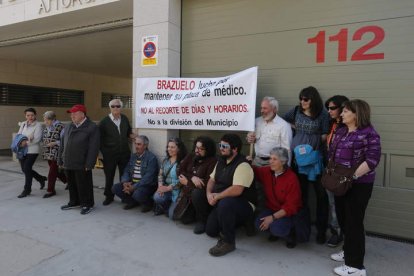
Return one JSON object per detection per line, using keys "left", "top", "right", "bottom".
{"left": 328, "top": 125, "right": 381, "bottom": 184}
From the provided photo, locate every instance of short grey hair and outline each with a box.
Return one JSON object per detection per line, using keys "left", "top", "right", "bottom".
{"left": 269, "top": 147, "right": 289, "bottom": 165}
{"left": 108, "top": 99, "right": 123, "bottom": 108}
{"left": 136, "top": 135, "right": 149, "bottom": 146}
{"left": 43, "top": 111, "right": 56, "bottom": 120}
{"left": 262, "top": 96, "right": 279, "bottom": 111}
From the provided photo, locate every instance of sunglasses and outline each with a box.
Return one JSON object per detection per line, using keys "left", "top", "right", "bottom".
{"left": 327, "top": 106, "right": 339, "bottom": 111}
{"left": 111, "top": 105, "right": 121, "bottom": 108}
{"left": 218, "top": 143, "right": 231, "bottom": 149}
{"left": 300, "top": 97, "right": 310, "bottom": 102}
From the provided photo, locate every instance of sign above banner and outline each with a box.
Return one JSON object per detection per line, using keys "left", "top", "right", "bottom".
{"left": 134, "top": 67, "right": 258, "bottom": 131}
{"left": 141, "top": 35, "right": 158, "bottom": 66}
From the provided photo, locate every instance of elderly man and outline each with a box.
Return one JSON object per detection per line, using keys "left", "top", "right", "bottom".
{"left": 59, "top": 104, "right": 100, "bottom": 215}
{"left": 205, "top": 134, "right": 257, "bottom": 257}
{"left": 112, "top": 135, "right": 159, "bottom": 212}
{"left": 178, "top": 136, "right": 217, "bottom": 234}
{"left": 99, "top": 99, "right": 135, "bottom": 206}
{"left": 247, "top": 96, "right": 292, "bottom": 166}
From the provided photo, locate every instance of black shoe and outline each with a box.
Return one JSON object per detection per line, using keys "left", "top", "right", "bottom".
{"left": 39, "top": 176, "right": 47, "bottom": 190}
{"left": 123, "top": 202, "right": 139, "bottom": 210}
{"left": 286, "top": 240, "right": 297, "bottom": 249}
{"left": 61, "top": 203, "right": 80, "bottom": 210}
{"left": 17, "top": 190, "right": 31, "bottom": 198}
{"left": 43, "top": 192, "right": 56, "bottom": 198}
{"left": 193, "top": 222, "right": 206, "bottom": 235}
{"left": 80, "top": 206, "right": 94, "bottom": 215}
{"left": 268, "top": 235, "right": 279, "bottom": 242}
{"left": 327, "top": 232, "right": 344, "bottom": 247}
{"left": 141, "top": 204, "right": 153, "bottom": 213}
{"left": 316, "top": 231, "right": 327, "bottom": 244}
{"left": 102, "top": 197, "right": 114, "bottom": 206}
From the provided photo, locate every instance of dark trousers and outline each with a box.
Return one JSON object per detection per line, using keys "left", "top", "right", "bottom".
{"left": 65, "top": 169, "right": 94, "bottom": 208}
{"left": 298, "top": 173, "right": 329, "bottom": 234}
{"left": 335, "top": 182, "right": 373, "bottom": 269}
{"left": 205, "top": 197, "right": 253, "bottom": 244}
{"left": 103, "top": 154, "right": 129, "bottom": 199}
{"left": 112, "top": 182, "right": 156, "bottom": 206}
{"left": 191, "top": 188, "right": 212, "bottom": 223}
{"left": 47, "top": 160, "right": 67, "bottom": 193}
{"left": 19, "top": 153, "right": 44, "bottom": 191}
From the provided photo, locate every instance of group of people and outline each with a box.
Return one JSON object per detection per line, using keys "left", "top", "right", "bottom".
{"left": 13, "top": 86, "right": 381, "bottom": 276}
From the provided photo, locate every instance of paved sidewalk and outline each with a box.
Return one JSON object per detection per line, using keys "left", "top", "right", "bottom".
{"left": 0, "top": 156, "right": 413, "bottom": 276}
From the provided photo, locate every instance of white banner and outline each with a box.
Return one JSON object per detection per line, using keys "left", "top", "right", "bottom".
{"left": 134, "top": 67, "right": 257, "bottom": 131}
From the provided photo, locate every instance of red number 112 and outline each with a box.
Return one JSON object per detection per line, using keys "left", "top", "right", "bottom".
{"left": 307, "top": 26, "right": 385, "bottom": 63}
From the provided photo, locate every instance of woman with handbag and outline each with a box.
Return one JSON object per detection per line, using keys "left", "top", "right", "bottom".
{"left": 328, "top": 100, "right": 381, "bottom": 276}
{"left": 16, "top": 107, "right": 48, "bottom": 198}
{"left": 153, "top": 137, "right": 187, "bottom": 218}
{"left": 324, "top": 95, "right": 349, "bottom": 247}
{"left": 283, "top": 86, "right": 330, "bottom": 244}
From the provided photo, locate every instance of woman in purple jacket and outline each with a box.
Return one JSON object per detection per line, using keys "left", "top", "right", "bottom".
{"left": 329, "top": 100, "right": 381, "bottom": 276}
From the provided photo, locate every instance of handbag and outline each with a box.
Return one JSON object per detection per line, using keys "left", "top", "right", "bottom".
{"left": 172, "top": 185, "right": 192, "bottom": 220}
{"left": 321, "top": 133, "right": 358, "bottom": 196}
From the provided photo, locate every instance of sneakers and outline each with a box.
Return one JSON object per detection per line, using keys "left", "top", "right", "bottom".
{"left": 61, "top": 203, "right": 81, "bottom": 210}
{"left": 208, "top": 239, "right": 235, "bottom": 257}
{"left": 193, "top": 222, "right": 206, "bottom": 235}
{"left": 334, "top": 264, "right": 366, "bottom": 276}
{"left": 80, "top": 206, "right": 94, "bottom": 215}
{"left": 331, "top": 250, "right": 345, "bottom": 262}
{"left": 327, "top": 232, "right": 344, "bottom": 247}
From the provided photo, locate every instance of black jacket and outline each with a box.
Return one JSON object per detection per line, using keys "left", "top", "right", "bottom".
{"left": 59, "top": 118, "right": 100, "bottom": 170}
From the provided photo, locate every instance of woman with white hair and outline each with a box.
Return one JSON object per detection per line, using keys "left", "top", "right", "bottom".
{"left": 253, "top": 147, "right": 306, "bottom": 248}
{"left": 42, "top": 111, "right": 67, "bottom": 198}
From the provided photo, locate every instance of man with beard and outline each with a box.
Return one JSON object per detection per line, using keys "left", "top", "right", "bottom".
{"left": 178, "top": 136, "right": 217, "bottom": 234}
{"left": 247, "top": 96, "right": 292, "bottom": 166}
{"left": 205, "top": 134, "right": 257, "bottom": 257}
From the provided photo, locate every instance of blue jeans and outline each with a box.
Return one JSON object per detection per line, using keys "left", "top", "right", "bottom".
{"left": 327, "top": 190, "right": 340, "bottom": 232}
{"left": 255, "top": 209, "right": 294, "bottom": 238}
{"left": 153, "top": 191, "right": 177, "bottom": 219}
{"left": 112, "top": 182, "right": 155, "bottom": 206}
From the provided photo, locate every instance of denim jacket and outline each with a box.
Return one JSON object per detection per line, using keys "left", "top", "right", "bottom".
{"left": 121, "top": 150, "right": 159, "bottom": 189}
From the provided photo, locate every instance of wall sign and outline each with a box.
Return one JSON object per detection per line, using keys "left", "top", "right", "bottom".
{"left": 307, "top": 25, "right": 385, "bottom": 63}
{"left": 141, "top": 35, "right": 158, "bottom": 66}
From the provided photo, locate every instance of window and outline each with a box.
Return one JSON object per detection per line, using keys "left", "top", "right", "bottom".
{"left": 0, "top": 83, "right": 84, "bottom": 107}
{"left": 101, "top": 92, "right": 133, "bottom": 108}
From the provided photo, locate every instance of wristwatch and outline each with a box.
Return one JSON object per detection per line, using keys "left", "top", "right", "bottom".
{"left": 352, "top": 174, "right": 359, "bottom": 180}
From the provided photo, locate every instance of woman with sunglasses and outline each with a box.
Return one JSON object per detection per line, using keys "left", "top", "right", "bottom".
{"left": 283, "top": 86, "right": 330, "bottom": 244}
{"left": 329, "top": 100, "right": 381, "bottom": 276}
{"left": 324, "top": 95, "right": 349, "bottom": 247}
{"left": 153, "top": 137, "right": 188, "bottom": 218}
{"left": 99, "top": 99, "right": 136, "bottom": 206}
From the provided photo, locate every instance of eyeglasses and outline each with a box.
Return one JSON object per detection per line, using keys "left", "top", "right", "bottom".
{"left": 218, "top": 143, "right": 231, "bottom": 149}
{"left": 110, "top": 105, "right": 121, "bottom": 108}
{"left": 195, "top": 146, "right": 206, "bottom": 151}
{"left": 327, "top": 106, "right": 339, "bottom": 111}
{"left": 300, "top": 97, "right": 310, "bottom": 102}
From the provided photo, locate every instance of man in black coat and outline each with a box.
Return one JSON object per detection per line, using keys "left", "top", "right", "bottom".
{"left": 59, "top": 104, "right": 100, "bottom": 215}
{"left": 99, "top": 99, "right": 135, "bottom": 206}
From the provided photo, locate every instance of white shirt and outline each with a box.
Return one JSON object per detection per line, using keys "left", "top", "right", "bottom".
{"left": 18, "top": 121, "right": 42, "bottom": 154}
{"left": 254, "top": 115, "right": 293, "bottom": 165}
{"left": 109, "top": 113, "right": 121, "bottom": 133}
